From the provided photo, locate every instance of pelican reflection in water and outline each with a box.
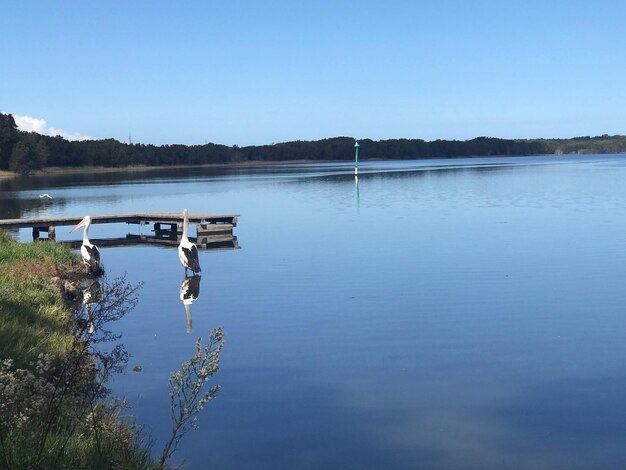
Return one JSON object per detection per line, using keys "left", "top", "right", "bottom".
{"left": 79, "top": 279, "right": 101, "bottom": 334}
{"left": 180, "top": 275, "right": 201, "bottom": 333}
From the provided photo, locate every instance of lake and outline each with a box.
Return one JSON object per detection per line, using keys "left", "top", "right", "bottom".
{"left": 4, "top": 154, "right": 626, "bottom": 469}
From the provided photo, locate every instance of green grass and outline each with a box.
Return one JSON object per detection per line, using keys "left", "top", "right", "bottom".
{"left": 0, "top": 231, "right": 155, "bottom": 469}
{"left": 0, "top": 230, "right": 74, "bottom": 266}
{"left": 0, "top": 231, "right": 76, "bottom": 368}
{"left": 0, "top": 275, "right": 72, "bottom": 367}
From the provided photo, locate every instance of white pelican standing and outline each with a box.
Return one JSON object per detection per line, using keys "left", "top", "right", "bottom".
{"left": 70, "top": 216, "right": 102, "bottom": 275}
{"left": 178, "top": 209, "right": 201, "bottom": 276}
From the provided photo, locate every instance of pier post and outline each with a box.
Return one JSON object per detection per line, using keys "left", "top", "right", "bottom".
{"left": 32, "top": 226, "right": 55, "bottom": 241}
{"left": 154, "top": 222, "right": 178, "bottom": 233}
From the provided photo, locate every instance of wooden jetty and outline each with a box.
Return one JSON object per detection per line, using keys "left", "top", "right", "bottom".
{"left": 0, "top": 212, "right": 239, "bottom": 241}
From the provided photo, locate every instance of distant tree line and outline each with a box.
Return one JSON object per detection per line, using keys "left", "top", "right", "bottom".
{"left": 1, "top": 113, "right": 625, "bottom": 175}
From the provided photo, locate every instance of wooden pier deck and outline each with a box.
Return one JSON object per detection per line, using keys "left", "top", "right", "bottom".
{"left": 0, "top": 212, "right": 239, "bottom": 240}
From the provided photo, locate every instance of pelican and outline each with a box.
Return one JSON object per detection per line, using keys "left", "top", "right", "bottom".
{"left": 39, "top": 194, "right": 52, "bottom": 199}
{"left": 180, "top": 275, "right": 201, "bottom": 333}
{"left": 178, "top": 209, "right": 201, "bottom": 275}
{"left": 70, "top": 216, "right": 102, "bottom": 275}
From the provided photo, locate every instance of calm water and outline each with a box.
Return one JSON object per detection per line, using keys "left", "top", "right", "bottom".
{"left": 4, "top": 155, "right": 626, "bottom": 469}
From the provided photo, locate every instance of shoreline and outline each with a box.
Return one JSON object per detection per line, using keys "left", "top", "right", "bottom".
{"left": 2, "top": 151, "right": 619, "bottom": 181}
{"left": 0, "top": 231, "right": 223, "bottom": 467}
{"left": 2, "top": 159, "right": 346, "bottom": 180}
{"left": 0, "top": 232, "right": 153, "bottom": 466}
{"left": 41, "top": 159, "right": 341, "bottom": 174}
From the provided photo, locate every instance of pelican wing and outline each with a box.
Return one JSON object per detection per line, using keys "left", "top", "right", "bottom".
{"left": 182, "top": 245, "right": 201, "bottom": 273}
{"left": 188, "top": 274, "right": 201, "bottom": 298}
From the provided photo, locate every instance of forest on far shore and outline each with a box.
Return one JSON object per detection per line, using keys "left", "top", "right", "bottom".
{"left": 1, "top": 113, "right": 625, "bottom": 174}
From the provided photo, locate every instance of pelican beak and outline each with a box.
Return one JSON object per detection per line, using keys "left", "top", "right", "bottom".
{"left": 70, "top": 217, "right": 88, "bottom": 233}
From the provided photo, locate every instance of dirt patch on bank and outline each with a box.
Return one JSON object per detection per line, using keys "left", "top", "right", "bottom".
{"left": 0, "top": 258, "right": 59, "bottom": 278}
{"left": 0, "top": 257, "right": 86, "bottom": 281}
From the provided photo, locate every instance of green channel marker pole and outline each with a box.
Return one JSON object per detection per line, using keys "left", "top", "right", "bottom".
{"left": 354, "top": 140, "right": 360, "bottom": 176}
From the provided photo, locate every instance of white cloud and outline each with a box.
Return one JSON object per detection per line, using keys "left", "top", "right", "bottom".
{"left": 9, "top": 113, "right": 94, "bottom": 141}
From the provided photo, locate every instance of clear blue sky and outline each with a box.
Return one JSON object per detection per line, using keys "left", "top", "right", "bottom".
{"left": 2, "top": 0, "right": 625, "bottom": 145}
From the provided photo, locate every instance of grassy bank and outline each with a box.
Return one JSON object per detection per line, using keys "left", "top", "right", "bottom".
{"left": 0, "top": 232, "right": 225, "bottom": 468}
{"left": 0, "top": 231, "right": 76, "bottom": 367}
{"left": 0, "top": 231, "right": 152, "bottom": 468}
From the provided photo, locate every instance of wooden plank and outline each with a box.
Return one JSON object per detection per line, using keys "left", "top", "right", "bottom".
{"left": 0, "top": 212, "right": 239, "bottom": 230}
{"left": 197, "top": 223, "right": 234, "bottom": 234}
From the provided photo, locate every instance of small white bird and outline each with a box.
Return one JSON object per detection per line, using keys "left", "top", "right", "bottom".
{"left": 178, "top": 209, "right": 201, "bottom": 276}
{"left": 70, "top": 216, "right": 102, "bottom": 275}
{"left": 39, "top": 194, "right": 52, "bottom": 199}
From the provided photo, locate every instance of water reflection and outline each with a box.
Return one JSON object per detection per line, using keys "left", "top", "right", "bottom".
{"left": 0, "top": 196, "right": 63, "bottom": 220}
{"left": 72, "top": 276, "right": 139, "bottom": 364}
{"left": 1, "top": 156, "right": 590, "bottom": 198}
{"left": 73, "top": 275, "right": 224, "bottom": 467}
{"left": 80, "top": 279, "right": 101, "bottom": 334}
{"left": 180, "top": 275, "right": 201, "bottom": 333}
{"left": 0, "top": 276, "right": 142, "bottom": 467}
{"left": 66, "top": 233, "right": 240, "bottom": 251}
